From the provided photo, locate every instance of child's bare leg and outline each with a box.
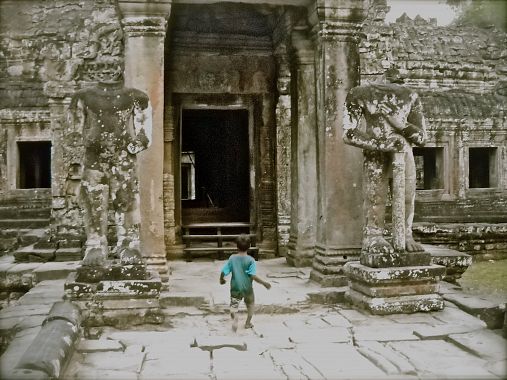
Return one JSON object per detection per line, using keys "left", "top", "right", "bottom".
{"left": 230, "top": 297, "right": 240, "bottom": 332}
{"left": 245, "top": 303, "right": 254, "bottom": 328}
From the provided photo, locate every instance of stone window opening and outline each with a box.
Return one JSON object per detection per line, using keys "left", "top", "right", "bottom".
{"left": 17, "top": 141, "right": 51, "bottom": 189}
{"left": 468, "top": 147, "right": 498, "bottom": 189}
{"left": 413, "top": 147, "right": 444, "bottom": 190}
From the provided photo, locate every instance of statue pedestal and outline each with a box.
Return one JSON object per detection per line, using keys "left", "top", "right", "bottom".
{"left": 343, "top": 261, "right": 445, "bottom": 315}
{"left": 65, "top": 260, "right": 164, "bottom": 328}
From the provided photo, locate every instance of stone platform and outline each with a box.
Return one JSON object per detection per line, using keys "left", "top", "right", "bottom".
{"left": 344, "top": 261, "right": 446, "bottom": 314}
{"left": 65, "top": 261, "right": 164, "bottom": 328}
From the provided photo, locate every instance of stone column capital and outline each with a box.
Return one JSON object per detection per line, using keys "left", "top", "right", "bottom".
{"left": 308, "top": 0, "right": 369, "bottom": 41}
{"left": 291, "top": 29, "right": 314, "bottom": 66}
{"left": 118, "top": 0, "right": 172, "bottom": 37}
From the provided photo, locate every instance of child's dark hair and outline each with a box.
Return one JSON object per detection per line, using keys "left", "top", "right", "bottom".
{"left": 236, "top": 234, "right": 251, "bottom": 251}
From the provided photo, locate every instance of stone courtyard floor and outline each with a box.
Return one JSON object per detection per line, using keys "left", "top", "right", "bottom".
{"left": 1, "top": 257, "right": 506, "bottom": 379}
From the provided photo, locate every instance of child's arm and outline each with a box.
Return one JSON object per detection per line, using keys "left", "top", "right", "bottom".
{"left": 251, "top": 275, "right": 271, "bottom": 289}
{"left": 219, "top": 271, "right": 226, "bottom": 285}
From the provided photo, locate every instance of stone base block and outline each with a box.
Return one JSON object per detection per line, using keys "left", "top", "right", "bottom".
{"left": 344, "top": 262, "right": 445, "bottom": 315}
{"left": 64, "top": 263, "right": 164, "bottom": 327}
{"left": 346, "top": 288, "right": 444, "bottom": 315}
{"left": 75, "top": 261, "right": 149, "bottom": 283}
{"left": 309, "top": 270, "right": 348, "bottom": 287}
{"left": 285, "top": 254, "right": 313, "bottom": 268}
{"left": 361, "top": 251, "right": 431, "bottom": 268}
{"left": 286, "top": 242, "right": 314, "bottom": 267}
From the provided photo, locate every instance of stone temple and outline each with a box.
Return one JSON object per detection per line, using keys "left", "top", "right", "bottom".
{"left": 1, "top": 1, "right": 507, "bottom": 379}
{"left": 1, "top": 1, "right": 506, "bottom": 289}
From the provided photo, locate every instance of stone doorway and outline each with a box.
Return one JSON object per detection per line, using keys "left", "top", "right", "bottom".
{"left": 181, "top": 109, "right": 251, "bottom": 225}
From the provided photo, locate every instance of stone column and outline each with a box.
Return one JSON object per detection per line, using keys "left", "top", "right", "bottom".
{"left": 118, "top": 0, "right": 172, "bottom": 279}
{"left": 257, "top": 94, "right": 278, "bottom": 259}
{"left": 286, "top": 29, "right": 318, "bottom": 267}
{"left": 274, "top": 45, "right": 292, "bottom": 257}
{"left": 309, "top": 0, "right": 367, "bottom": 286}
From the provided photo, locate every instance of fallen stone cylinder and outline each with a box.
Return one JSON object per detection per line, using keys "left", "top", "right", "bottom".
{"left": 13, "top": 301, "right": 81, "bottom": 379}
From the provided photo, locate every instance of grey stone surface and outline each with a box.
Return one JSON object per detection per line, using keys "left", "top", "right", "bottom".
{"left": 33, "top": 261, "right": 80, "bottom": 282}
{"left": 1, "top": 258, "right": 506, "bottom": 380}
{"left": 76, "top": 339, "right": 124, "bottom": 353}
{"left": 448, "top": 329, "right": 507, "bottom": 361}
{"left": 443, "top": 292, "right": 506, "bottom": 329}
{"left": 387, "top": 340, "right": 496, "bottom": 379}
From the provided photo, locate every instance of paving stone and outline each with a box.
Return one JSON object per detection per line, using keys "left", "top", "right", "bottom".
{"left": 448, "top": 329, "right": 507, "bottom": 361}
{"left": 432, "top": 303, "right": 488, "bottom": 328}
{"left": 77, "top": 339, "right": 124, "bottom": 353}
{"left": 288, "top": 326, "right": 351, "bottom": 344}
{"left": 296, "top": 343, "right": 387, "bottom": 379}
{"left": 212, "top": 347, "right": 284, "bottom": 379}
{"left": 140, "top": 349, "right": 210, "bottom": 378}
{"left": 267, "top": 348, "right": 324, "bottom": 379}
{"left": 339, "top": 308, "right": 369, "bottom": 323}
{"left": 0, "top": 327, "right": 41, "bottom": 377}
{"left": 486, "top": 359, "right": 507, "bottom": 378}
{"left": 357, "top": 340, "right": 417, "bottom": 375}
{"left": 32, "top": 261, "right": 80, "bottom": 282}
{"left": 387, "top": 312, "right": 442, "bottom": 325}
{"left": 320, "top": 312, "right": 352, "bottom": 327}
{"left": 413, "top": 324, "right": 487, "bottom": 340}
{"left": 192, "top": 335, "right": 247, "bottom": 351}
{"left": 353, "top": 323, "right": 420, "bottom": 341}
{"left": 387, "top": 340, "right": 495, "bottom": 379}
{"left": 0, "top": 304, "right": 52, "bottom": 319}
{"left": 82, "top": 351, "right": 146, "bottom": 372}
{"left": 443, "top": 292, "right": 506, "bottom": 329}
{"left": 72, "top": 367, "right": 139, "bottom": 380}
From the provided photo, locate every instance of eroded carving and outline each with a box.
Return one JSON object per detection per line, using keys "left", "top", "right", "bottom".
{"left": 68, "top": 69, "right": 152, "bottom": 267}
{"left": 344, "top": 69, "right": 427, "bottom": 264}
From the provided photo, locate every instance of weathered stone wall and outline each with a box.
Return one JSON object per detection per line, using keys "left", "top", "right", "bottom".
{"left": 360, "top": 0, "right": 507, "bottom": 257}
{"left": 0, "top": 0, "right": 124, "bottom": 243}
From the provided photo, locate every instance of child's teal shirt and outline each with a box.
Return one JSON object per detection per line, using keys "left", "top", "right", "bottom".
{"left": 221, "top": 254, "right": 257, "bottom": 296}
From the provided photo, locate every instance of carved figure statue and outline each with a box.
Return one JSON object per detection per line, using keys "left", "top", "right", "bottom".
{"left": 69, "top": 66, "right": 152, "bottom": 267}
{"left": 343, "top": 69, "right": 426, "bottom": 256}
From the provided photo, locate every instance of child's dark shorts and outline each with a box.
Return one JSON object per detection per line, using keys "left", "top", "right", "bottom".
{"left": 230, "top": 290, "right": 255, "bottom": 311}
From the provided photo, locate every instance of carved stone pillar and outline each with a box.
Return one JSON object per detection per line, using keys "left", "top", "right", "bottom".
{"left": 309, "top": 0, "right": 367, "bottom": 286}
{"left": 118, "top": 0, "right": 172, "bottom": 279}
{"left": 274, "top": 46, "right": 292, "bottom": 257}
{"left": 286, "top": 29, "right": 318, "bottom": 267}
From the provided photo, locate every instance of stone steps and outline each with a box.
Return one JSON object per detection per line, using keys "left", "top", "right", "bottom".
{"left": 0, "top": 219, "right": 50, "bottom": 229}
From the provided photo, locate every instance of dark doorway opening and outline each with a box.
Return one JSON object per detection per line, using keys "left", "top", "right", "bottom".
{"left": 181, "top": 109, "right": 250, "bottom": 223}
{"left": 18, "top": 141, "right": 51, "bottom": 189}
{"left": 469, "top": 147, "right": 497, "bottom": 188}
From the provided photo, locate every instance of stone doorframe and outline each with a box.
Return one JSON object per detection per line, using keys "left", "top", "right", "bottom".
{"left": 164, "top": 94, "right": 278, "bottom": 259}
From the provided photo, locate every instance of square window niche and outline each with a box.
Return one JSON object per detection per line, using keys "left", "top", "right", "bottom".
{"left": 468, "top": 147, "right": 498, "bottom": 188}
{"left": 413, "top": 147, "right": 444, "bottom": 190}
{"left": 17, "top": 141, "right": 52, "bottom": 189}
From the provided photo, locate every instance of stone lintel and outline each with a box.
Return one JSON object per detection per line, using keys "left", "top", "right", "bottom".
{"left": 118, "top": 0, "right": 171, "bottom": 37}
{"left": 360, "top": 251, "right": 432, "bottom": 268}
{"left": 344, "top": 262, "right": 446, "bottom": 285}
{"left": 346, "top": 288, "right": 444, "bottom": 315}
{"left": 308, "top": 0, "right": 368, "bottom": 40}
{"left": 118, "top": 0, "right": 172, "bottom": 19}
